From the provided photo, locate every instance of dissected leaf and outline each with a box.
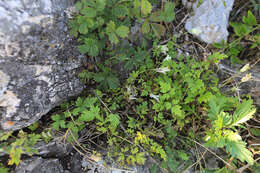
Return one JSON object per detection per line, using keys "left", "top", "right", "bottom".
{"left": 208, "top": 96, "right": 232, "bottom": 121}
{"left": 81, "top": 7, "right": 97, "bottom": 18}
{"left": 78, "top": 105, "right": 100, "bottom": 122}
{"left": 160, "top": 2, "right": 175, "bottom": 22}
{"left": 0, "top": 131, "right": 12, "bottom": 141}
{"left": 96, "top": 0, "right": 106, "bottom": 12}
{"left": 208, "top": 52, "right": 228, "bottom": 64}
{"left": 242, "top": 10, "right": 257, "bottom": 26}
{"left": 79, "top": 22, "right": 88, "bottom": 34}
{"left": 8, "top": 147, "right": 23, "bottom": 166}
{"left": 171, "top": 105, "right": 184, "bottom": 119}
{"left": 112, "top": 5, "right": 129, "bottom": 17}
{"left": 226, "top": 140, "right": 254, "bottom": 165}
{"left": 231, "top": 100, "right": 255, "bottom": 127}
{"left": 136, "top": 152, "right": 146, "bottom": 165}
{"left": 106, "top": 21, "right": 119, "bottom": 44}
{"left": 106, "top": 21, "right": 116, "bottom": 32}
{"left": 116, "top": 26, "right": 130, "bottom": 38}
{"left": 109, "top": 32, "right": 119, "bottom": 44}
{"left": 151, "top": 23, "right": 166, "bottom": 39}
{"left": 149, "top": 11, "right": 162, "bottom": 22}
{"left": 230, "top": 22, "right": 252, "bottom": 37}
{"left": 79, "top": 110, "right": 95, "bottom": 122}
{"left": 142, "top": 19, "right": 150, "bottom": 34}
{"left": 28, "top": 122, "right": 39, "bottom": 131}
{"left": 141, "top": 0, "right": 152, "bottom": 16}
{"left": 78, "top": 38, "right": 99, "bottom": 56}
{"left": 75, "top": 1, "right": 82, "bottom": 11}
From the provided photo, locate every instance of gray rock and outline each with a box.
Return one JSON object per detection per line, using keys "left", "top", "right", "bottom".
{"left": 183, "top": 0, "right": 234, "bottom": 43}
{"left": 218, "top": 62, "right": 260, "bottom": 107}
{"left": 0, "top": 0, "right": 86, "bottom": 131}
{"left": 35, "top": 140, "right": 72, "bottom": 158}
{"left": 13, "top": 157, "right": 65, "bottom": 173}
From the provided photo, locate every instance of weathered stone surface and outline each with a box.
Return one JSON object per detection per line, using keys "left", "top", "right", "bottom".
{"left": 13, "top": 157, "right": 66, "bottom": 173}
{"left": 0, "top": 0, "right": 86, "bottom": 131}
{"left": 183, "top": 0, "right": 234, "bottom": 43}
{"left": 218, "top": 63, "right": 260, "bottom": 107}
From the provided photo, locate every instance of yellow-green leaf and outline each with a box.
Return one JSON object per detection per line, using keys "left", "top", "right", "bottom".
{"left": 116, "top": 26, "right": 129, "bottom": 38}
{"left": 141, "top": 0, "right": 152, "bottom": 16}
{"left": 250, "top": 128, "right": 260, "bottom": 137}
{"left": 79, "top": 23, "right": 88, "bottom": 34}
{"left": 231, "top": 100, "right": 255, "bottom": 127}
{"left": 151, "top": 23, "right": 165, "bottom": 39}
{"left": 0, "top": 131, "right": 12, "bottom": 141}
{"left": 141, "top": 19, "right": 150, "bottom": 34}
{"left": 136, "top": 152, "right": 146, "bottom": 165}
{"left": 109, "top": 32, "right": 119, "bottom": 44}
{"left": 149, "top": 11, "right": 162, "bottom": 22}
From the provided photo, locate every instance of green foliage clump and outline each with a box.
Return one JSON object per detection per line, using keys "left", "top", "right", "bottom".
{"left": 0, "top": 130, "right": 41, "bottom": 166}
{"left": 51, "top": 95, "right": 121, "bottom": 142}
{"left": 0, "top": 126, "right": 52, "bottom": 167}
{"left": 69, "top": 0, "right": 175, "bottom": 57}
{"left": 151, "top": 47, "right": 219, "bottom": 129}
{"left": 0, "top": 2, "right": 258, "bottom": 172}
{"left": 69, "top": 0, "right": 131, "bottom": 56}
{"left": 50, "top": 40, "right": 256, "bottom": 171}
{"left": 214, "top": 10, "right": 259, "bottom": 64}
{"left": 205, "top": 96, "right": 256, "bottom": 165}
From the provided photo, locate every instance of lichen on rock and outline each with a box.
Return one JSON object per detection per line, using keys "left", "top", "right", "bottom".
{"left": 0, "top": 0, "right": 87, "bottom": 131}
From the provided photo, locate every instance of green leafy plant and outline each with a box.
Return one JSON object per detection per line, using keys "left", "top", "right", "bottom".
{"left": 69, "top": 0, "right": 176, "bottom": 57}
{"left": 0, "top": 2, "right": 257, "bottom": 172}
{"left": 47, "top": 40, "right": 257, "bottom": 171}
{"left": 205, "top": 96, "right": 256, "bottom": 165}
{"left": 138, "top": 1, "right": 175, "bottom": 38}
{"left": 148, "top": 42, "right": 221, "bottom": 129}
{"left": 82, "top": 64, "right": 120, "bottom": 90}
{"left": 214, "top": 10, "right": 260, "bottom": 64}
{"left": 0, "top": 130, "right": 41, "bottom": 166}
{"left": 50, "top": 95, "right": 121, "bottom": 142}
{"left": 69, "top": 0, "right": 132, "bottom": 57}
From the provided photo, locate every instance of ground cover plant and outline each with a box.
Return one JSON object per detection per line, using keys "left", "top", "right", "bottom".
{"left": 0, "top": 0, "right": 259, "bottom": 172}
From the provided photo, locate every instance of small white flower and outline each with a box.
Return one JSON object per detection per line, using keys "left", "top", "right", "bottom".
{"left": 158, "top": 45, "right": 169, "bottom": 55}
{"left": 155, "top": 67, "right": 170, "bottom": 74}
{"left": 163, "top": 54, "right": 172, "bottom": 61}
{"left": 150, "top": 93, "right": 160, "bottom": 102}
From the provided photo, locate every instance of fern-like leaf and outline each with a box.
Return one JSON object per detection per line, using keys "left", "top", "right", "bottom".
{"left": 231, "top": 100, "right": 256, "bottom": 127}
{"left": 141, "top": 0, "right": 152, "bottom": 16}
{"left": 226, "top": 139, "right": 254, "bottom": 165}
{"left": 116, "top": 26, "right": 129, "bottom": 38}
{"left": 108, "top": 113, "right": 120, "bottom": 129}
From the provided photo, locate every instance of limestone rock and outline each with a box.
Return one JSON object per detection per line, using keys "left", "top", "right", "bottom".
{"left": 0, "top": 0, "right": 86, "bottom": 131}
{"left": 13, "top": 157, "right": 66, "bottom": 173}
{"left": 183, "top": 0, "right": 234, "bottom": 43}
